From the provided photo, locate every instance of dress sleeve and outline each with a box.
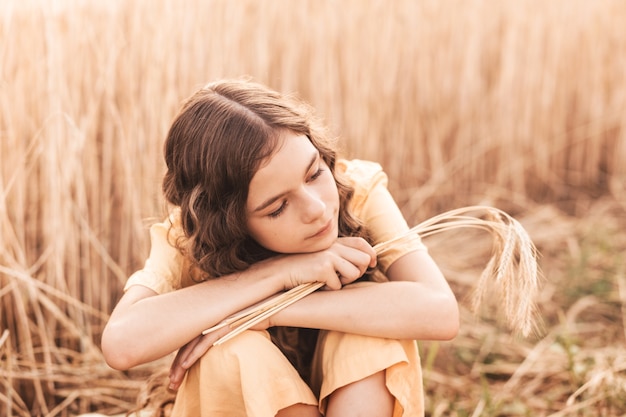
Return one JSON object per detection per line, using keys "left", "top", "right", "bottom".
{"left": 344, "top": 160, "right": 427, "bottom": 274}
{"left": 123, "top": 214, "right": 184, "bottom": 294}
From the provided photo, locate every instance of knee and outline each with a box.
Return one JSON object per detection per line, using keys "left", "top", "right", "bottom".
{"left": 215, "top": 330, "right": 273, "bottom": 357}
{"left": 189, "top": 329, "right": 301, "bottom": 394}
{"left": 198, "top": 330, "right": 275, "bottom": 371}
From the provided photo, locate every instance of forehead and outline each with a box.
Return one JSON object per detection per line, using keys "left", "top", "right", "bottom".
{"left": 247, "top": 133, "right": 317, "bottom": 199}
{"left": 257, "top": 132, "right": 316, "bottom": 174}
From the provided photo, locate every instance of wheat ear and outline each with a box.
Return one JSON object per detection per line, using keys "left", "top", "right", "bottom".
{"left": 376, "top": 205, "right": 541, "bottom": 337}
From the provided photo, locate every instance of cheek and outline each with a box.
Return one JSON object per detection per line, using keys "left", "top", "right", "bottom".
{"left": 326, "top": 179, "right": 340, "bottom": 207}
{"left": 247, "top": 219, "right": 290, "bottom": 251}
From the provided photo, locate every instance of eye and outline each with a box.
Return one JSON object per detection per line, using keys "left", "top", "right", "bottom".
{"left": 308, "top": 168, "right": 325, "bottom": 182}
{"left": 268, "top": 201, "right": 287, "bottom": 218}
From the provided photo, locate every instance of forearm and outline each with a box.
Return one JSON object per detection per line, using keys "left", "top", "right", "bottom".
{"left": 272, "top": 281, "right": 459, "bottom": 341}
{"left": 102, "top": 263, "right": 285, "bottom": 369}
{"left": 103, "top": 239, "right": 375, "bottom": 370}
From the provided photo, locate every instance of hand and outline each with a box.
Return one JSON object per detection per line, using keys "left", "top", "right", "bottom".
{"left": 168, "top": 325, "right": 230, "bottom": 391}
{"left": 168, "top": 317, "right": 275, "bottom": 391}
{"left": 280, "top": 237, "right": 377, "bottom": 290}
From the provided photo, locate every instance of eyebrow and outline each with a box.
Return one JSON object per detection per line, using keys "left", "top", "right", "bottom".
{"left": 253, "top": 151, "right": 319, "bottom": 213}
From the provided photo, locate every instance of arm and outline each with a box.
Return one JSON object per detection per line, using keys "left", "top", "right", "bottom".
{"left": 102, "top": 259, "right": 285, "bottom": 370}
{"left": 166, "top": 245, "right": 457, "bottom": 391}
{"left": 271, "top": 161, "right": 458, "bottom": 339}
{"left": 101, "top": 236, "right": 376, "bottom": 371}
{"left": 166, "top": 161, "right": 456, "bottom": 348}
{"left": 270, "top": 249, "right": 459, "bottom": 341}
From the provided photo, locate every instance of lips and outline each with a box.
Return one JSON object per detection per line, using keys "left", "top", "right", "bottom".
{"left": 310, "top": 219, "right": 332, "bottom": 238}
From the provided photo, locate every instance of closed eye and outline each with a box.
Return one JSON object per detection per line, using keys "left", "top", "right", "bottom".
{"left": 268, "top": 200, "right": 287, "bottom": 218}
{"left": 308, "top": 167, "right": 325, "bottom": 182}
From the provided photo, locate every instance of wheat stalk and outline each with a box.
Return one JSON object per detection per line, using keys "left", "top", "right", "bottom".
{"left": 205, "top": 205, "right": 540, "bottom": 344}
{"left": 201, "top": 282, "right": 325, "bottom": 336}
{"left": 209, "top": 282, "right": 325, "bottom": 346}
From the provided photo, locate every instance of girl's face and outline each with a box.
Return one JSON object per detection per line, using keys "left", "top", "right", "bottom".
{"left": 246, "top": 132, "right": 340, "bottom": 254}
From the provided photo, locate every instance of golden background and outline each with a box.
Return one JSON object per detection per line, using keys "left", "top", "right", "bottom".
{"left": 1, "top": 0, "right": 625, "bottom": 415}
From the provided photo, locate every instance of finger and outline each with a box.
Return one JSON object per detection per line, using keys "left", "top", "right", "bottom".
{"left": 169, "top": 364, "right": 187, "bottom": 391}
{"left": 348, "top": 237, "right": 377, "bottom": 267}
{"left": 169, "top": 325, "right": 232, "bottom": 390}
{"left": 334, "top": 246, "right": 374, "bottom": 278}
{"left": 321, "top": 270, "right": 343, "bottom": 291}
{"left": 337, "top": 236, "right": 376, "bottom": 255}
{"left": 334, "top": 259, "right": 363, "bottom": 284}
{"left": 169, "top": 338, "right": 201, "bottom": 390}
{"left": 181, "top": 329, "right": 224, "bottom": 367}
{"left": 336, "top": 238, "right": 377, "bottom": 276}
{"left": 170, "top": 336, "right": 200, "bottom": 375}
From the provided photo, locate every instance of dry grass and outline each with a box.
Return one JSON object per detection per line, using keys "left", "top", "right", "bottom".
{"left": 1, "top": 0, "right": 625, "bottom": 415}
{"left": 422, "top": 202, "right": 626, "bottom": 416}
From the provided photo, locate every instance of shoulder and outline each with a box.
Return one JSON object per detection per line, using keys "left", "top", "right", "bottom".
{"left": 336, "top": 158, "right": 391, "bottom": 216}
{"left": 336, "top": 158, "right": 388, "bottom": 191}
{"left": 124, "top": 208, "right": 203, "bottom": 294}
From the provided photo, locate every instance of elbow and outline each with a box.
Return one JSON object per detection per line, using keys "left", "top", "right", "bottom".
{"left": 413, "top": 289, "right": 458, "bottom": 341}
{"left": 101, "top": 324, "right": 140, "bottom": 371}
{"left": 102, "top": 351, "right": 135, "bottom": 372}
{"left": 439, "top": 318, "right": 460, "bottom": 341}
{"left": 400, "top": 281, "right": 460, "bottom": 341}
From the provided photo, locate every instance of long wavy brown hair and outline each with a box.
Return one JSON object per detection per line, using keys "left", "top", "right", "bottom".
{"left": 162, "top": 79, "right": 367, "bottom": 278}
{"left": 159, "top": 79, "right": 372, "bottom": 388}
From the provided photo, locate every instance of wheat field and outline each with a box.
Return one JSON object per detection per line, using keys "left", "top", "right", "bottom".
{"left": 1, "top": 0, "right": 625, "bottom": 416}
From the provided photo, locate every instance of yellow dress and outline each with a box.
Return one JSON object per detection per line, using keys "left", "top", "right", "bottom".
{"left": 124, "top": 159, "right": 427, "bottom": 417}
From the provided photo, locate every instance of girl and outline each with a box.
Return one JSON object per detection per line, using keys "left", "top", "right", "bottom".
{"left": 102, "top": 79, "right": 459, "bottom": 417}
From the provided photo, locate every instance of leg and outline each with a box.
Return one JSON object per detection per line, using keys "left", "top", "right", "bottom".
{"left": 312, "top": 331, "right": 425, "bottom": 416}
{"left": 325, "top": 370, "right": 394, "bottom": 417}
{"left": 172, "top": 330, "right": 317, "bottom": 417}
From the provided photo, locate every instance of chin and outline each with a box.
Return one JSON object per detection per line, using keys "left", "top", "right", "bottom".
{"left": 315, "top": 231, "right": 339, "bottom": 251}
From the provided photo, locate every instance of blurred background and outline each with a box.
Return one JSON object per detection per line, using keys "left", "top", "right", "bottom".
{"left": 1, "top": 0, "right": 625, "bottom": 415}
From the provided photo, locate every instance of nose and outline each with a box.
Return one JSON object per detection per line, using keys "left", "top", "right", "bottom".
{"left": 299, "top": 186, "right": 326, "bottom": 224}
